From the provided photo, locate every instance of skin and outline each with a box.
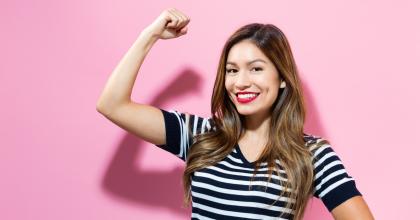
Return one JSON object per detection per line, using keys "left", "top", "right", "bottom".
{"left": 224, "top": 40, "right": 374, "bottom": 219}
{"left": 332, "top": 196, "right": 374, "bottom": 220}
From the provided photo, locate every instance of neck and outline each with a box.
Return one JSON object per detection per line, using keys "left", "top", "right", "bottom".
{"left": 241, "top": 111, "right": 271, "bottom": 141}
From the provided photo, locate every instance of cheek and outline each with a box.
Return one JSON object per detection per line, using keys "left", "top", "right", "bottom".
{"left": 224, "top": 79, "right": 233, "bottom": 91}
{"left": 271, "top": 90, "right": 280, "bottom": 100}
{"left": 265, "top": 69, "right": 281, "bottom": 86}
{"left": 264, "top": 76, "right": 281, "bottom": 91}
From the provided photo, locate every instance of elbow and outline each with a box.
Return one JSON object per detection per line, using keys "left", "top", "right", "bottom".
{"left": 96, "top": 100, "right": 129, "bottom": 116}
{"left": 96, "top": 103, "right": 106, "bottom": 115}
{"left": 96, "top": 101, "right": 111, "bottom": 116}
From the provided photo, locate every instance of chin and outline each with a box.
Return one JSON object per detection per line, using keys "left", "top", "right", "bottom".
{"left": 235, "top": 107, "right": 258, "bottom": 116}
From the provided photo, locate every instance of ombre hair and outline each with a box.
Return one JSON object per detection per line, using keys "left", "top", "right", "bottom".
{"left": 182, "top": 23, "right": 329, "bottom": 220}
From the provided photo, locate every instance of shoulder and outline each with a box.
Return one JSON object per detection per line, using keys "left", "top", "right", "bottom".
{"left": 303, "top": 133, "right": 363, "bottom": 211}
{"left": 303, "top": 133, "right": 336, "bottom": 161}
{"left": 303, "top": 133, "right": 329, "bottom": 151}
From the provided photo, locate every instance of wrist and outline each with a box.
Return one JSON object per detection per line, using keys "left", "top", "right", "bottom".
{"left": 140, "top": 27, "right": 160, "bottom": 42}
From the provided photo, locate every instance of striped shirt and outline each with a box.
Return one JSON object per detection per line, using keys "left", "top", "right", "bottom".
{"left": 155, "top": 109, "right": 362, "bottom": 219}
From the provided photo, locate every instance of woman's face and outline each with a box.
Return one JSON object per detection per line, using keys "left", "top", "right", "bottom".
{"left": 225, "top": 40, "right": 281, "bottom": 117}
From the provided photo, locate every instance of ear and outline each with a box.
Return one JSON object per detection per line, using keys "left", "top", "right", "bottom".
{"left": 280, "top": 81, "right": 286, "bottom": 88}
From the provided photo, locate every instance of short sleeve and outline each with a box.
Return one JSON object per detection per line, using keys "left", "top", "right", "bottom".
{"left": 155, "top": 108, "right": 216, "bottom": 161}
{"left": 306, "top": 135, "right": 362, "bottom": 212}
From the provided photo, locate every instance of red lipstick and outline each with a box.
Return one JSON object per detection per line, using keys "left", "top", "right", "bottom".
{"left": 236, "top": 92, "right": 260, "bottom": 104}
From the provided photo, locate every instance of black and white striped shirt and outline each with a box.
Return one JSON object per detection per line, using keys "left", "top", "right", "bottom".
{"left": 155, "top": 109, "right": 362, "bottom": 220}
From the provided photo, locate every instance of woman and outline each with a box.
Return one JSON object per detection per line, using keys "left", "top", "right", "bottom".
{"left": 96, "top": 8, "right": 374, "bottom": 220}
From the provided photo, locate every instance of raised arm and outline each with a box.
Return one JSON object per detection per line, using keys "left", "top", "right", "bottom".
{"left": 96, "top": 8, "right": 190, "bottom": 146}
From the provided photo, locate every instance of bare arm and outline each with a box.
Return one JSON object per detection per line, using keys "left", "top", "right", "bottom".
{"left": 331, "top": 196, "right": 375, "bottom": 220}
{"left": 96, "top": 8, "right": 190, "bottom": 145}
{"left": 96, "top": 29, "right": 158, "bottom": 114}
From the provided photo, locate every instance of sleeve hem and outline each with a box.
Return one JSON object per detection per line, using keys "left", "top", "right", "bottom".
{"left": 156, "top": 109, "right": 181, "bottom": 156}
{"left": 321, "top": 180, "right": 362, "bottom": 212}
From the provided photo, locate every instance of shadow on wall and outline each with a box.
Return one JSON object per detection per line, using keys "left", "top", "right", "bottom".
{"left": 100, "top": 67, "right": 201, "bottom": 219}
{"left": 100, "top": 67, "right": 335, "bottom": 219}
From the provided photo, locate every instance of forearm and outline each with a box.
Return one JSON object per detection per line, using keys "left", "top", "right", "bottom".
{"left": 96, "top": 29, "right": 159, "bottom": 114}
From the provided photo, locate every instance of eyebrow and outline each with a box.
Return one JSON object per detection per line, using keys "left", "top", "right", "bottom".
{"left": 226, "top": 59, "right": 267, "bottom": 66}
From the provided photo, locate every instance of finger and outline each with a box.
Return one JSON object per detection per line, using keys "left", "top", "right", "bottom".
{"left": 165, "top": 10, "right": 179, "bottom": 28}
{"left": 177, "top": 13, "right": 190, "bottom": 28}
{"left": 168, "top": 9, "right": 182, "bottom": 28}
{"left": 179, "top": 11, "right": 190, "bottom": 23}
{"left": 178, "top": 26, "right": 188, "bottom": 36}
{"left": 172, "top": 9, "right": 188, "bottom": 28}
{"left": 175, "top": 10, "right": 190, "bottom": 28}
{"left": 170, "top": 8, "right": 184, "bottom": 21}
{"left": 161, "top": 9, "right": 173, "bottom": 23}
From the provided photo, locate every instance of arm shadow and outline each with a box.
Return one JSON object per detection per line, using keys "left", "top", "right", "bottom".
{"left": 101, "top": 67, "right": 202, "bottom": 218}
{"left": 300, "top": 72, "right": 334, "bottom": 219}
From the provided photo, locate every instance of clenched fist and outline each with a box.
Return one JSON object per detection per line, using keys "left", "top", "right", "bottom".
{"left": 144, "top": 8, "right": 190, "bottom": 40}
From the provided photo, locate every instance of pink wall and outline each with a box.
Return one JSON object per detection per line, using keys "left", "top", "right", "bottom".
{"left": 1, "top": 0, "right": 419, "bottom": 219}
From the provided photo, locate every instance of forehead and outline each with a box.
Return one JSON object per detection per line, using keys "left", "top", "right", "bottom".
{"left": 226, "top": 40, "right": 268, "bottom": 65}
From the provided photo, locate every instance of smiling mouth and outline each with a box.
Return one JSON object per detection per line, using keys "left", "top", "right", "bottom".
{"left": 236, "top": 93, "right": 260, "bottom": 103}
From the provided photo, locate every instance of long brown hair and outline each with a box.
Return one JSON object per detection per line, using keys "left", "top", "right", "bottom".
{"left": 182, "top": 23, "right": 329, "bottom": 220}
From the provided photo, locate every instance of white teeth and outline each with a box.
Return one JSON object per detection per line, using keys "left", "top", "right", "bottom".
{"left": 238, "top": 93, "right": 258, "bottom": 99}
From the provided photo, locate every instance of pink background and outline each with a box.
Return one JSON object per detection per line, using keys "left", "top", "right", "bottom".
{"left": 1, "top": 0, "right": 419, "bottom": 219}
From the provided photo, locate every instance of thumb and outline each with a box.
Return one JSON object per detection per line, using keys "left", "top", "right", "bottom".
{"left": 178, "top": 26, "right": 188, "bottom": 36}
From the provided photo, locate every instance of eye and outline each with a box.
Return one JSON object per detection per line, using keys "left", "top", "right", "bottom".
{"left": 252, "top": 67, "right": 263, "bottom": 72}
{"left": 226, "top": 68, "right": 237, "bottom": 74}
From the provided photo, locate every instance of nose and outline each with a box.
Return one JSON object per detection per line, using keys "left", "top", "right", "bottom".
{"left": 235, "top": 71, "right": 252, "bottom": 89}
